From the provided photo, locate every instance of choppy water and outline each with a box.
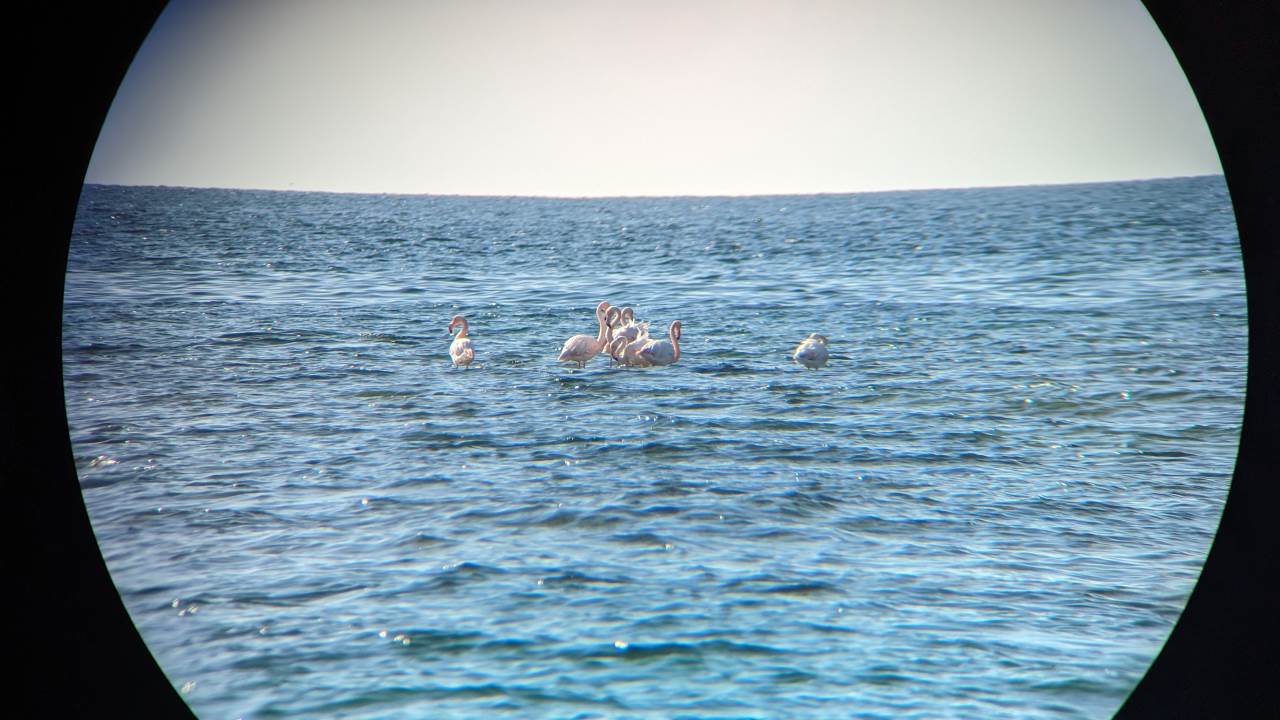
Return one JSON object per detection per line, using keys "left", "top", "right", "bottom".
{"left": 64, "top": 176, "right": 1246, "bottom": 719}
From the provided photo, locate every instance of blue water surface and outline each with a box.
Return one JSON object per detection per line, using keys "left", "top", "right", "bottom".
{"left": 64, "top": 176, "right": 1246, "bottom": 719}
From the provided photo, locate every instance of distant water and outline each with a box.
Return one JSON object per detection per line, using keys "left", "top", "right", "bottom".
{"left": 65, "top": 177, "right": 1246, "bottom": 719}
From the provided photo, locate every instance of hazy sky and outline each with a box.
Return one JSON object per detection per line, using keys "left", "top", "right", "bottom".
{"left": 85, "top": 0, "right": 1221, "bottom": 197}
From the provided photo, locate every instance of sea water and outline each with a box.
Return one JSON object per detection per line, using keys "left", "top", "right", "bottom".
{"left": 64, "top": 176, "right": 1246, "bottom": 718}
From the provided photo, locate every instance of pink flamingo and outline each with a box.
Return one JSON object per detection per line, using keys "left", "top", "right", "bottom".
{"left": 558, "top": 301, "right": 615, "bottom": 368}
{"left": 447, "top": 315, "right": 475, "bottom": 368}
{"left": 636, "top": 320, "right": 682, "bottom": 366}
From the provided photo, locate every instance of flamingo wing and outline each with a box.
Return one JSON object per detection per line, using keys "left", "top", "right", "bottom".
{"left": 638, "top": 339, "right": 676, "bottom": 366}
{"left": 451, "top": 337, "right": 475, "bottom": 367}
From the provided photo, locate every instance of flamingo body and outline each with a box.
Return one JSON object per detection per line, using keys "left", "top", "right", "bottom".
{"left": 447, "top": 315, "right": 475, "bottom": 368}
{"left": 609, "top": 333, "right": 653, "bottom": 367}
{"left": 637, "top": 320, "right": 682, "bottom": 366}
{"left": 558, "top": 302, "right": 614, "bottom": 368}
{"left": 792, "top": 333, "right": 829, "bottom": 369}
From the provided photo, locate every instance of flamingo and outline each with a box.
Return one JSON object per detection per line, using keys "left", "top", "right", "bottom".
{"left": 614, "top": 307, "right": 648, "bottom": 344}
{"left": 607, "top": 336, "right": 629, "bottom": 365}
{"left": 447, "top": 315, "right": 475, "bottom": 368}
{"left": 636, "top": 320, "right": 682, "bottom": 366}
{"left": 608, "top": 333, "right": 653, "bottom": 367}
{"left": 558, "top": 301, "right": 615, "bottom": 368}
{"left": 792, "top": 333, "right": 829, "bottom": 369}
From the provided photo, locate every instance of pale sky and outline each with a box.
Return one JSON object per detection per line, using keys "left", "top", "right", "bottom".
{"left": 84, "top": 0, "right": 1221, "bottom": 197}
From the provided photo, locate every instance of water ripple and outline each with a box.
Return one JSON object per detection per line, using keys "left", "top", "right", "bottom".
{"left": 64, "top": 179, "right": 1244, "bottom": 720}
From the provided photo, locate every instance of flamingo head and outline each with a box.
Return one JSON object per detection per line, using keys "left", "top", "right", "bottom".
{"left": 448, "top": 315, "right": 467, "bottom": 335}
{"left": 670, "top": 320, "right": 682, "bottom": 342}
{"left": 603, "top": 306, "right": 623, "bottom": 344}
{"left": 595, "top": 300, "right": 611, "bottom": 319}
{"left": 621, "top": 307, "right": 635, "bottom": 324}
{"left": 605, "top": 306, "right": 623, "bottom": 328}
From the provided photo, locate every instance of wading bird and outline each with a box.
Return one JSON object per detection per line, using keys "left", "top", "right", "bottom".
{"left": 792, "top": 333, "right": 829, "bottom": 369}
{"left": 448, "top": 315, "right": 475, "bottom": 368}
{"left": 558, "top": 301, "right": 615, "bottom": 368}
{"left": 636, "top": 319, "right": 682, "bottom": 366}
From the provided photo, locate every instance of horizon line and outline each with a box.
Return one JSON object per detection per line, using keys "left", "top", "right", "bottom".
{"left": 80, "top": 172, "right": 1226, "bottom": 201}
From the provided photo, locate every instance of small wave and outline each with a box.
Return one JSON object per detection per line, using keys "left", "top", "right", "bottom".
{"left": 566, "top": 638, "right": 786, "bottom": 662}
{"left": 535, "top": 570, "right": 631, "bottom": 589}
{"left": 1028, "top": 676, "right": 1129, "bottom": 697}
{"left": 379, "top": 627, "right": 487, "bottom": 653}
{"left": 400, "top": 430, "right": 508, "bottom": 450}
{"left": 419, "top": 562, "right": 510, "bottom": 592}
{"left": 637, "top": 440, "right": 700, "bottom": 460}
{"left": 721, "top": 574, "right": 841, "bottom": 597}
{"left": 397, "top": 532, "right": 454, "bottom": 547}
{"left": 447, "top": 505, "right": 536, "bottom": 523}
{"left": 609, "top": 531, "right": 673, "bottom": 547}
{"left": 234, "top": 583, "right": 369, "bottom": 608}
{"left": 858, "top": 669, "right": 917, "bottom": 686}
{"left": 692, "top": 362, "right": 761, "bottom": 375}
{"left": 386, "top": 474, "right": 452, "bottom": 487}
{"left": 215, "top": 330, "right": 293, "bottom": 344}
{"left": 358, "top": 330, "right": 411, "bottom": 342}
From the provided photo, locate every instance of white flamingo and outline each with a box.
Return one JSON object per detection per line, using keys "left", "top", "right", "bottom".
{"left": 792, "top": 333, "right": 829, "bottom": 369}
{"left": 636, "top": 320, "right": 682, "bottom": 366}
{"left": 447, "top": 315, "right": 475, "bottom": 368}
{"left": 558, "top": 301, "right": 615, "bottom": 368}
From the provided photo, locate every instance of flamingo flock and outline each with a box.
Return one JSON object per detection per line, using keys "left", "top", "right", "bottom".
{"left": 446, "top": 300, "right": 828, "bottom": 371}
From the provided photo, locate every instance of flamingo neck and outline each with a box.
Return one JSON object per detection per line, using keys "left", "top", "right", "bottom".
{"left": 595, "top": 311, "right": 609, "bottom": 344}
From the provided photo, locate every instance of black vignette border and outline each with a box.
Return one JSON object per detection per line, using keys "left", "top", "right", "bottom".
{"left": 1121, "top": 1, "right": 1280, "bottom": 719}
{"left": 16, "top": 2, "right": 196, "bottom": 719}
